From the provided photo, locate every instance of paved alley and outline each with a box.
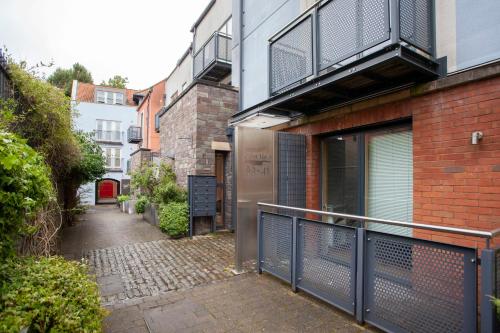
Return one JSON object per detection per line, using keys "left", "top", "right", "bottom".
{"left": 61, "top": 205, "right": 372, "bottom": 333}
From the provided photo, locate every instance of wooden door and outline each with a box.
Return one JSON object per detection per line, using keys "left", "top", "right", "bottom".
{"left": 215, "top": 152, "right": 225, "bottom": 228}
{"left": 99, "top": 181, "right": 114, "bottom": 199}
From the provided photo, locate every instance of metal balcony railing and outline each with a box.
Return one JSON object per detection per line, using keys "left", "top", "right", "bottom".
{"left": 193, "top": 32, "right": 232, "bottom": 81}
{"left": 269, "top": 0, "right": 435, "bottom": 96}
{"left": 127, "top": 126, "right": 142, "bottom": 143}
{"left": 95, "top": 130, "right": 123, "bottom": 143}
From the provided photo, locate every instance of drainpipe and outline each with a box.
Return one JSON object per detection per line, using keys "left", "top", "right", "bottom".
{"left": 146, "top": 89, "right": 152, "bottom": 148}
{"left": 238, "top": 0, "right": 244, "bottom": 111}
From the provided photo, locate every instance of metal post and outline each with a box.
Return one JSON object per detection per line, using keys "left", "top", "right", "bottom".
{"left": 355, "top": 227, "right": 366, "bottom": 324}
{"left": 481, "top": 248, "right": 497, "bottom": 333}
{"left": 389, "top": 0, "right": 400, "bottom": 45}
{"left": 291, "top": 216, "right": 298, "bottom": 292}
{"left": 257, "top": 209, "right": 263, "bottom": 274}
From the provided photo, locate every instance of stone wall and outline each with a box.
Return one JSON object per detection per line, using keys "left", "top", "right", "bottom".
{"left": 130, "top": 148, "right": 152, "bottom": 173}
{"left": 159, "top": 81, "right": 238, "bottom": 232}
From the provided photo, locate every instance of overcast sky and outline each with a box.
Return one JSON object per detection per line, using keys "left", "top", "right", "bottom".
{"left": 0, "top": 0, "right": 211, "bottom": 89}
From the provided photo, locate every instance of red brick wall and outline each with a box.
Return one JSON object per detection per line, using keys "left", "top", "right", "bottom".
{"left": 137, "top": 80, "right": 165, "bottom": 152}
{"left": 283, "top": 75, "right": 500, "bottom": 248}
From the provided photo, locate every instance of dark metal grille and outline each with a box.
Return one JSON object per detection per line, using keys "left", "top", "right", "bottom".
{"left": 399, "top": 0, "right": 433, "bottom": 54}
{"left": 270, "top": 17, "right": 313, "bottom": 94}
{"left": 277, "top": 132, "right": 306, "bottom": 216}
{"left": 364, "top": 231, "right": 476, "bottom": 333}
{"left": 260, "top": 212, "right": 293, "bottom": 282}
{"left": 297, "top": 220, "right": 356, "bottom": 313}
{"left": 318, "top": 0, "right": 389, "bottom": 70}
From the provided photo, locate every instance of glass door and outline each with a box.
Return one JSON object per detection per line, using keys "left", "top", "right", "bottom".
{"left": 322, "top": 133, "right": 363, "bottom": 225}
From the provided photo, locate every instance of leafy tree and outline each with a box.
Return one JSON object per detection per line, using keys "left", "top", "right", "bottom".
{"left": 101, "top": 75, "right": 128, "bottom": 89}
{"left": 47, "top": 63, "right": 93, "bottom": 96}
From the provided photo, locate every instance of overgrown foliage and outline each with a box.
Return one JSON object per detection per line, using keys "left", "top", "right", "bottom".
{"left": 135, "top": 196, "right": 148, "bottom": 214}
{"left": 159, "top": 202, "right": 189, "bottom": 238}
{"left": 0, "top": 256, "right": 106, "bottom": 332}
{"left": 100, "top": 75, "right": 128, "bottom": 89}
{"left": 0, "top": 132, "right": 53, "bottom": 260}
{"left": 47, "top": 63, "right": 93, "bottom": 96}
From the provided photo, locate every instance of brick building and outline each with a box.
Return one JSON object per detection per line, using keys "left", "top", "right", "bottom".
{"left": 129, "top": 80, "right": 165, "bottom": 171}
{"left": 230, "top": 0, "right": 500, "bottom": 247}
{"left": 157, "top": 0, "right": 237, "bottom": 233}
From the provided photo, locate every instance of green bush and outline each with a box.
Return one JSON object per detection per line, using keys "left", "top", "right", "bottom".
{"left": 135, "top": 196, "right": 148, "bottom": 214}
{"left": 117, "top": 195, "right": 130, "bottom": 204}
{"left": 159, "top": 202, "right": 189, "bottom": 238}
{"left": 0, "top": 131, "right": 53, "bottom": 260}
{"left": 0, "top": 256, "right": 106, "bottom": 332}
{"left": 153, "top": 181, "right": 187, "bottom": 205}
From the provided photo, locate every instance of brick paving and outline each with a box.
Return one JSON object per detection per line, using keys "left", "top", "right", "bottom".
{"left": 85, "top": 233, "right": 235, "bottom": 305}
{"left": 62, "top": 205, "right": 374, "bottom": 333}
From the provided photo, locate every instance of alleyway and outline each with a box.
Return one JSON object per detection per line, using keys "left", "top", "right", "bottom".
{"left": 61, "top": 205, "right": 371, "bottom": 333}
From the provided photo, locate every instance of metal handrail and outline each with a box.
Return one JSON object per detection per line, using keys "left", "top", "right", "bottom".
{"left": 258, "top": 202, "right": 500, "bottom": 239}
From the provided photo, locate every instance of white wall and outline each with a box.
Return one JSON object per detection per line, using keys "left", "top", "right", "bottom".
{"left": 193, "top": 0, "right": 233, "bottom": 53}
{"left": 165, "top": 52, "right": 193, "bottom": 106}
{"left": 72, "top": 101, "right": 137, "bottom": 205}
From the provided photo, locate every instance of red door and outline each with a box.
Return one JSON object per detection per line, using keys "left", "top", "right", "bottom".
{"left": 99, "top": 181, "right": 114, "bottom": 198}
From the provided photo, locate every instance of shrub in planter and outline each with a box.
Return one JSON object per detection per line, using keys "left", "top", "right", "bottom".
{"left": 159, "top": 202, "right": 189, "bottom": 238}
{"left": 117, "top": 195, "right": 129, "bottom": 204}
{"left": 135, "top": 196, "right": 148, "bottom": 214}
{"left": 0, "top": 256, "right": 106, "bottom": 332}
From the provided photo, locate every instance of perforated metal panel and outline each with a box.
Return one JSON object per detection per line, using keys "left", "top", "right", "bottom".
{"left": 204, "top": 37, "right": 216, "bottom": 68}
{"left": 260, "top": 212, "right": 293, "bottom": 282}
{"left": 270, "top": 17, "right": 313, "bottom": 94}
{"left": 194, "top": 51, "right": 204, "bottom": 77}
{"left": 277, "top": 132, "right": 306, "bottom": 215}
{"left": 218, "top": 35, "right": 232, "bottom": 62}
{"left": 399, "top": 0, "right": 433, "bottom": 54}
{"left": 364, "top": 231, "right": 477, "bottom": 333}
{"left": 296, "top": 219, "right": 356, "bottom": 314}
{"left": 318, "top": 0, "right": 389, "bottom": 70}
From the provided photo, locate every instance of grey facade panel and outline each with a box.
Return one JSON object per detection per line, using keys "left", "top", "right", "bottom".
{"left": 456, "top": 0, "right": 500, "bottom": 71}
{"left": 240, "top": 0, "right": 300, "bottom": 110}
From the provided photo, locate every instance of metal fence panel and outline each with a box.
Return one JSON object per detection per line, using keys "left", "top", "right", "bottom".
{"left": 364, "top": 231, "right": 477, "bottom": 333}
{"left": 270, "top": 16, "right": 313, "bottom": 94}
{"left": 296, "top": 219, "right": 356, "bottom": 314}
{"left": 277, "top": 132, "right": 306, "bottom": 216}
{"left": 217, "top": 35, "right": 232, "bottom": 62}
{"left": 318, "top": 0, "right": 390, "bottom": 71}
{"left": 194, "top": 51, "right": 204, "bottom": 78}
{"left": 260, "top": 212, "right": 293, "bottom": 282}
{"left": 204, "top": 37, "right": 216, "bottom": 69}
{"left": 399, "top": 0, "right": 433, "bottom": 54}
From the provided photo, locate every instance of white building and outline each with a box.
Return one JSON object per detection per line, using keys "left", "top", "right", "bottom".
{"left": 71, "top": 80, "right": 141, "bottom": 205}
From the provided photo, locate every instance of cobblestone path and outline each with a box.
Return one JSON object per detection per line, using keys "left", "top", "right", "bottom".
{"left": 85, "top": 233, "right": 235, "bottom": 305}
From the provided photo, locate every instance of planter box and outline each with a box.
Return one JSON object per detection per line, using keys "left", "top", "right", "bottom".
{"left": 128, "top": 200, "right": 136, "bottom": 214}
{"left": 143, "top": 203, "right": 159, "bottom": 226}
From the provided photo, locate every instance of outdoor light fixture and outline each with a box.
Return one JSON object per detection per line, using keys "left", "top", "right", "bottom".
{"left": 471, "top": 131, "right": 483, "bottom": 145}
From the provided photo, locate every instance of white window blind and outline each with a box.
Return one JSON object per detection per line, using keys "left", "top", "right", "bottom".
{"left": 115, "top": 92, "right": 124, "bottom": 105}
{"left": 96, "top": 91, "right": 105, "bottom": 103}
{"left": 104, "top": 148, "right": 121, "bottom": 168}
{"left": 366, "top": 128, "right": 413, "bottom": 236}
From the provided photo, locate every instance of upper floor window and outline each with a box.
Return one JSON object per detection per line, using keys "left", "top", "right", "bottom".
{"left": 219, "top": 17, "right": 232, "bottom": 36}
{"left": 96, "top": 119, "right": 121, "bottom": 142}
{"left": 104, "top": 147, "right": 121, "bottom": 169}
{"left": 96, "top": 90, "right": 125, "bottom": 105}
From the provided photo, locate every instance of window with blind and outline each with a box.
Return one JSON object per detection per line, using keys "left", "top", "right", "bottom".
{"left": 366, "top": 127, "right": 413, "bottom": 236}
{"left": 321, "top": 124, "right": 413, "bottom": 235}
{"left": 104, "top": 148, "right": 121, "bottom": 169}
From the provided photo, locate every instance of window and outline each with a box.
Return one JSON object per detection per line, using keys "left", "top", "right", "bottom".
{"left": 321, "top": 124, "right": 412, "bottom": 236}
{"left": 96, "top": 90, "right": 126, "bottom": 105}
{"left": 97, "top": 91, "right": 105, "bottom": 103}
{"left": 104, "top": 148, "right": 121, "bottom": 169}
{"left": 115, "top": 92, "right": 124, "bottom": 105}
{"left": 219, "top": 17, "right": 232, "bottom": 36}
{"left": 96, "top": 120, "right": 121, "bottom": 142}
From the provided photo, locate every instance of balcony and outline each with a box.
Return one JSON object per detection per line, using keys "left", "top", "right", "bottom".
{"left": 127, "top": 126, "right": 142, "bottom": 143}
{"left": 193, "top": 32, "right": 232, "bottom": 81}
{"left": 95, "top": 130, "right": 123, "bottom": 143}
{"left": 241, "top": 0, "right": 441, "bottom": 120}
